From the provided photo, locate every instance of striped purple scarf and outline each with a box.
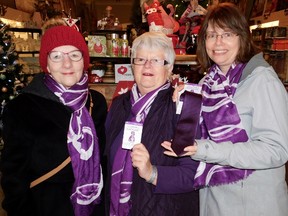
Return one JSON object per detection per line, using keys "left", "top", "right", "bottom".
{"left": 193, "top": 63, "right": 253, "bottom": 188}
{"left": 44, "top": 73, "right": 103, "bottom": 216}
{"left": 110, "top": 82, "right": 170, "bottom": 216}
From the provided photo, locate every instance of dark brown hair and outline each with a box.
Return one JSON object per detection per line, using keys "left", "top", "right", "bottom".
{"left": 196, "top": 3, "right": 260, "bottom": 70}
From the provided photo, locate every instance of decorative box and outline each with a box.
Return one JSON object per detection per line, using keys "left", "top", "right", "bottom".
{"left": 87, "top": 35, "right": 107, "bottom": 57}
{"left": 272, "top": 39, "right": 288, "bottom": 50}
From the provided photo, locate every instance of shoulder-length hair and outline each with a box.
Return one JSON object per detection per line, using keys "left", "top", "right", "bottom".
{"left": 196, "top": 3, "right": 260, "bottom": 70}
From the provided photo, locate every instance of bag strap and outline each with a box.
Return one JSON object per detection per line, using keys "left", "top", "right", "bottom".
{"left": 30, "top": 91, "right": 94, "bottom": 188}
{"left": 30, "top": 156, "right": 71, "bottom": 188}
{"left": 89, "top": 90, "right": 94, "bottom": 116}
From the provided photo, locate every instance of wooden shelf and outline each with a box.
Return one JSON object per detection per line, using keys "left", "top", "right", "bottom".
{"left": 175, "top": 55, "right": 198, "bottom": 65}
{"left": 8, "top": 28, "right": 41, "bottom": 33}
{"left": 90, "top": 56, "right": 130, "bottom": 64}
{"left": 89, "top": 83, "right": 117, "bottom": 106}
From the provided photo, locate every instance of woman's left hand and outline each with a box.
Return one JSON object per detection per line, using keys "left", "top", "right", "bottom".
{"left": 161, "top": 141, "right": 198, "bottom": 157}
{"left": 131, "top": 143, "right": 153, "bottom": 181}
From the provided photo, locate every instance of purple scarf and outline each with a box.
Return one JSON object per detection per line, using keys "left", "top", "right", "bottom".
{"left": 193, "top": 63, "right": 253, "bottom": 188}
{"left": 110, "top": 82, "right": 170, "bottom": 216}
{"left": 44, "top": 73, "right": 103, "bottom": 216}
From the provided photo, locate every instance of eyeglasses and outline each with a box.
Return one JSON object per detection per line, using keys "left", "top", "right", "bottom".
{"left": 132, "top": 58, "right": 169, "bottom": 66}
{"left": 205, "top": 32, "right": 238, "bottom": 42}
{"left": 48, "top": 50, "right": 83, "bottom": 62}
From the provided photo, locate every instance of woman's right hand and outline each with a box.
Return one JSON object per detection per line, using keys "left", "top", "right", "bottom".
{"left": 172, "top": 84, "right": 185, "bottom": 103}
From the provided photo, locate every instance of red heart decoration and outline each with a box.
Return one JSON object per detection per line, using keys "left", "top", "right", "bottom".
{"left": 118, "top": 66, "right": 128, "bottom": 75}
{"left": 94, "top": 43, "right": 103, "bottom": 53}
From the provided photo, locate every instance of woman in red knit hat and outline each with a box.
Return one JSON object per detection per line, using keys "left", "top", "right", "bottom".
{"left": 0, "top": 20, "right": 107, "bottom": 216}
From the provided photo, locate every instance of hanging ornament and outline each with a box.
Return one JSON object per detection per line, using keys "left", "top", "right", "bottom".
{"left": 0, "top": 62, "right": 7, "bottom": 70}
{"left": 62, "top": 8, "right": 80, "bottom": 31}
{"left": 0, "top": 73, "right": 5, "bottom": 80}
{"left": 7, "top": 65, "right": 16, "bottom": 72}
{"left": 1, "top": 86, "right": 7, "bottom": 93}
{"left": 0, "top": 65, "right": 5, "bottom": 72}
{"left": 0, "top": 22, "right": 5, "bottom": 29}
{"left": 1, "top": 56, "right": 8, "bottom": 65}
{"left": 0, "top": 22, "right": 8, "bottom": 34}
{"left": 7, "top": 78, "right": 13, "bottom": 84}
{"left": 13, "top": 59, "right": 19, "bottom": 65}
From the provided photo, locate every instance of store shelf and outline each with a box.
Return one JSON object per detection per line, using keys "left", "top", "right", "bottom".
{"left": 8, "top": 27, "right": 42, "bottom": 33}
{"left": 90, "top": 56, "right": 130, "bottom": 64}
{"left": 175, "top": 55, "right": 198, "bottom": 65}
{"left": 90, "top": 29, "right": 127, "bottom": 35}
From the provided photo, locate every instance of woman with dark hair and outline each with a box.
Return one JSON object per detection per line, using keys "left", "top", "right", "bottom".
{"left": 163, "top": 3, "right": 288, "bottom": 216}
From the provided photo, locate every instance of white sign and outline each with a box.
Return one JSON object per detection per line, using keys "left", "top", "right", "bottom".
{"left": 114, "top": 64, "right": 134, "bottom": 83}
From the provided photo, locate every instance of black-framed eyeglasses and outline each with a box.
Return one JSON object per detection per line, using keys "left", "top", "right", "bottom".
{"left": 48, "top": 50, "right": 83, "bottom": 62}
{"left": 132, "top": 58, "right": 169, "bottom": 66}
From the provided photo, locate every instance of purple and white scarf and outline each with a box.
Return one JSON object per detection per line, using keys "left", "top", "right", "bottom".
{"left": 44, "top": 73, "right": 103, "bottom": 216}
{"left": 110, "top": 82, "right": 170, "bottom": 216}
{"left": 193, "top": 63, "right": 254, "bottom": 188}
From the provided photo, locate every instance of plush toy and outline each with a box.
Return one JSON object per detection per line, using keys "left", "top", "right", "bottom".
{"left": 143, "top": 0, "right": 179, "bottom": 35}
{"left": 178, "top": 0, "right": 206, "bottom": 53}
{"left": 143, "top": 0, "right": 165, "bottom": 32}
{"left": 179, "top": 0, "right": 207, "bottom": 25}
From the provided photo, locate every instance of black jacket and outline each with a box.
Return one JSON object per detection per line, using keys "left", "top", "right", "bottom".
{"left": 0, "top": 73, "right": 107, "bottom": 216}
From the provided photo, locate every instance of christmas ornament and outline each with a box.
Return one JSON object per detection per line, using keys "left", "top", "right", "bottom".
{"left": 1, "top": 86, "right": 7, "bottom": 92}
{"left": 0, "top": 19, "right": 26, "bottom": 132}
{"left": 0, "top": 74, "right": 5, "bottom": 80}
{"left": 62, "top": 9, "right": 80, "bottom": 31}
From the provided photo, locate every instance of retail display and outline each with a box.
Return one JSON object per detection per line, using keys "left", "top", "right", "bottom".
{"left": 252, "top": 26, "right": 288, "bottom": 82}
{"left": 0, "top": 23, "right": 27, "bottom": 112}
{"left": 0, "top": 21, "right": 27, "bottom": 151}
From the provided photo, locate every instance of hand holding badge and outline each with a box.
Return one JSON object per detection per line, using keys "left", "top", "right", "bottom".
{"left": 122, "top": 121, "right": 143, "bottom": 150}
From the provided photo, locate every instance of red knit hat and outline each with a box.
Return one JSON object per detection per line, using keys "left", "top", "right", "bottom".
{"left": 39, "top": 25, "right": 89, "bottom": 72}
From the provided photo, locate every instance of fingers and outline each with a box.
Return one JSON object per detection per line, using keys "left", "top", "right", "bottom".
{"left": 163, "top": 150, "right": 178, "bottom": 157}
{"left": 161, "top": 141, "right": 178, "bottom": 157}
{"left": 183, "top": 145, "right": 197, "bottom": 152}
{"left": 131, "top": 144, "right": 152, "bottom": 180}
{"left": 131, "top": 144, "right": 150, "bottom": 168}
{"left": 172, "top": 84, "right": 185, "bottom": 102}
{"left": 161, "top": 141, "right": 172, "bottom": 150}
{"left": 161, "top": 141, "right": 198, "bottom": 157}
{"left": 182, "top": 145, "right": 197, "bottom": 156}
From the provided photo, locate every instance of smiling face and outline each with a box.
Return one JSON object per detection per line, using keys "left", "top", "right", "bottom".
{"left": 132, "top": 47, "right": 172, "bottom": 95}
{"left": 205, "top": 23, "right": 240, "bottom": 74}
{"left": 47, "top": 45, "right": 84, "bottom": 89}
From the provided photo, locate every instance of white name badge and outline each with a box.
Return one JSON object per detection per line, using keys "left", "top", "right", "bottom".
{"left": 122, "top": 121, "right": 143, "bottom": 150}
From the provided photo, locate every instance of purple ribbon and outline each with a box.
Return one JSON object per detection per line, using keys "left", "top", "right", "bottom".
{"left": 171, "top": 91, "right": 202, "bottom": 155}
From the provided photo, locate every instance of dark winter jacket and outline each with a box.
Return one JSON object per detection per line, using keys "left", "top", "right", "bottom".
{"left": 105, "top": 87, "right": 199, "bottom": 216}
{"left": 0, "top": 73, "right": 107, "bottom": 216}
